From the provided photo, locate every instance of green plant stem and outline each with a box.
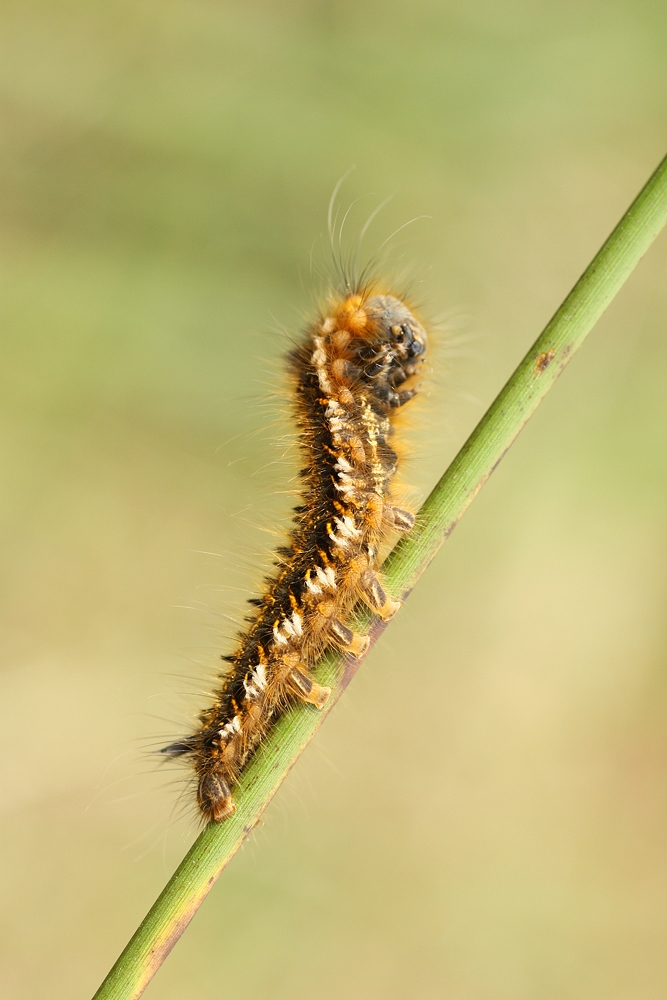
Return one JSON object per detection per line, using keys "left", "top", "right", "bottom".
{"left": 93, "top": 151, "right": 667, "bottom": 1000}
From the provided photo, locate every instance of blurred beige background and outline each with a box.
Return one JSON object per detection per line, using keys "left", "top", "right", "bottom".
{"left": 2, "top": 2, "right": 667, "bottom": 998}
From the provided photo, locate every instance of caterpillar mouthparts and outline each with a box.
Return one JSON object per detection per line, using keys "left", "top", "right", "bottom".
{"left": 162, "top": 287, "right": 427, "bottom": 824}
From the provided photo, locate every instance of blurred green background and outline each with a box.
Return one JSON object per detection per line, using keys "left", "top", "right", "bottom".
{"left": 2, "top": 1, "right": 667, "bottom": 998}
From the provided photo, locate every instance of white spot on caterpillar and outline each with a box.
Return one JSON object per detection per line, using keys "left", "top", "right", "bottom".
{"left": 321, "top": 317, "right": 336, "bottom": 334}
{"left": 334, "top": 481, "right": 358, "bottom": 500}
{"left": 254, "top": 663, "right": 267, "bottom": 689}
{"left": 305, "top": 575, "right": 322, "bottom": 595}
{"left": 291, "top": 612, "right": 303, "bottom": 636}
{"left": 244, "top": 662, "right": 268, "bottom": 699}
{"left": 273, "top": 623, "right": 288, "bottom": 646}
{"left": 315, "top": 565, "right": 336, "bottom": 590}
{"left": 220, "top": 715, "right": 241, "bottom": 739}
{"left": 317, "top": 369, "right": 333, "bottom": 393}
{"left": 335, "top": 515, "right": 360, "bottom": 539}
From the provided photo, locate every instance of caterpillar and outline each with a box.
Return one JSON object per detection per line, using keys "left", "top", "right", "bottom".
{"left": 162, "top": 284, "right": 428, "bottom": 823}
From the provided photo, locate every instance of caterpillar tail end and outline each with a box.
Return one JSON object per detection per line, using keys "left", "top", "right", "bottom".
{"left": 210, "top": 798, "right": 236, "bottom": 824}
{"left": 198, "top": 773, "right": 236, "bottom": 824}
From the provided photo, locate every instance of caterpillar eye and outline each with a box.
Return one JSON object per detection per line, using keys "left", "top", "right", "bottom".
{"left": 389, "top": 322, "right": 425, "bottom": 359}
{"left": 400, "top": 324, "right": 425, "bottom": 357}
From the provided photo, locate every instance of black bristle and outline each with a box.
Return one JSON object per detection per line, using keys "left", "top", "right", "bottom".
{"left": 159, "top": 737, "right": 196, "bottom": 757}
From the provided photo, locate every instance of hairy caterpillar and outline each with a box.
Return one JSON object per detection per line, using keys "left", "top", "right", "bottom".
{"left": 162, "top": 284, "right": 428, "bottom": 823}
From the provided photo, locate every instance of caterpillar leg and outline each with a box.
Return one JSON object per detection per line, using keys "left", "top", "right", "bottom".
{"left": 287, "top": 668, "right": 331, "bottom": 709}
{"left": 198, "top": 772, "right": 236, "bottom": 824}
{"left": 330, "top": 618, "right": 370, "bottom": 657}
{"left": 386, "top": 505, "right": 415, "bottom": 532}
{"left": 359, "top": 572, "right": 401, "bottom": 621}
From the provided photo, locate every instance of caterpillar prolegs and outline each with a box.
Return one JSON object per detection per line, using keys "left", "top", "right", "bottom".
{"left": 162, "top": 288, "right": 427, "bottom": 823}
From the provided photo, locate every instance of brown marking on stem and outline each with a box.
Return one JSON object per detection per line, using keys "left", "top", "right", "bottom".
{"left": 138, "top": 884, "right": 217, "bottom": 996}
{"left": 535, "top": 349, "right": 555, "bottom": 374}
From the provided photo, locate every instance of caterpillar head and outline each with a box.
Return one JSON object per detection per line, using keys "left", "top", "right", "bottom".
{"left": 359, "top": 294, "right": 427, "bottom": 408}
